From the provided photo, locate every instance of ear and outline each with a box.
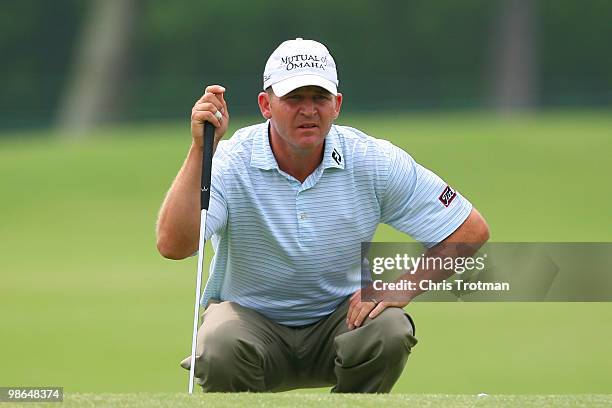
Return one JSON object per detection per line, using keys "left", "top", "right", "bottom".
{"left": 258, "top": 92, "right": 272, "bottom": 119}
{"left": 333, "top": 93, "right": 343, "bottom": 119}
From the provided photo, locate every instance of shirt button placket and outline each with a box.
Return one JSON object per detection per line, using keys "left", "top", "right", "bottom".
{"left": 296, "top": 191, "right": 305, "bottom": 239}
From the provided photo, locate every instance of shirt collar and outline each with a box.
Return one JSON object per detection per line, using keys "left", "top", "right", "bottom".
{"left": 321, "top": 125, "right": 345, "bottom": 170}
{"left": 250, "top": 121, "right": 279, "bottom": 170}
{"left": 250, "top": 121, "right": 345, "bottom": 171}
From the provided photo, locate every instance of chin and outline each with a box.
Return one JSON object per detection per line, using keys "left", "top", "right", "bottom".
{"left": 292, "top": 127, "right": 321, "bottom": 139}
{"left": 296, "top": 134, "right": 324, "bottom": 148}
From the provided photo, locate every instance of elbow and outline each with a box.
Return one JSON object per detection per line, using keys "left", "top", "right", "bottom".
{"left": 477, "top": 212, "right": 490, "bottom": 244}
{"left": 480, "top": 223, "right": 490, "bottom": 244}
{"left": 156, "top": 235, "right": 190, "bottom": 260}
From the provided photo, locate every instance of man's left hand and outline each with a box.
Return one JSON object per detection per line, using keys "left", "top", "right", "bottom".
{"left": 346, "top": 289, "right": 409, "bottom": 330}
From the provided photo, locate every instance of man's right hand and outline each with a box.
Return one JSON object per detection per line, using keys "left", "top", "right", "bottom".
{"left": 191, "top": 85, "right": 229, "bottom": 149}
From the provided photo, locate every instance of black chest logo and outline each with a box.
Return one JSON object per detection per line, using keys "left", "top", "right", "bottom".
{"left": 331, "top": 148, "right": 342, "bottom": 165}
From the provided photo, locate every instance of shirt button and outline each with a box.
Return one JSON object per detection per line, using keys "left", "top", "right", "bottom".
{"left": 299, "top": 213, "right": 307, "bottom": 220}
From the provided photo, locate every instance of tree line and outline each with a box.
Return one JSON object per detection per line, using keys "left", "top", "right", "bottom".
{"left": 1, "top": 0, "right": 611, "bottom": 131}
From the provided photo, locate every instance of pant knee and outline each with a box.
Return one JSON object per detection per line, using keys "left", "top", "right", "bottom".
{"left": 335, "top": 307, "right": 416, "bottom": 365}
{"left": 372, "top": 308, "right": 417, "bottom": 356}
{"left": 332, "top": 308, "right": 417, "bottom": 393}
{"left": 196, "top": 324, "right": 265, "bottom": 391}
{"left": 201, "top": 325, "right": 243, "bottom": 360}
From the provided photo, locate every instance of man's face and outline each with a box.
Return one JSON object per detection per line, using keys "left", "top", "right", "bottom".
{"left": 258, "top": 86, "right": 343, "bottom": 152}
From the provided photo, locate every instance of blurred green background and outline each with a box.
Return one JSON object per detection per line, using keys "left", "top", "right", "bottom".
{"left": 2, "top": 0, "right": 611, "bottom": 130}
{"left": 1, "top": 0, "right": 611, "bottom": 395}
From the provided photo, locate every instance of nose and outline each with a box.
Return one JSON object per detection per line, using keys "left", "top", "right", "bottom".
{"left": 299, "top": 97, "right": 317, "bottom": 116}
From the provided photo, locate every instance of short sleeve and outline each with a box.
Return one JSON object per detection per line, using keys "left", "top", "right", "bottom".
{"left": 379, "top": 144, "right": 473, "bottom": 247}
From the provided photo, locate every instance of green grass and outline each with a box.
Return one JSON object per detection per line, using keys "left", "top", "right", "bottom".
{"left": 1, "top": 111, "right": 611, "bottom": 400}
{"left": 3, "top": 393, "right": 612, "bottom": 408}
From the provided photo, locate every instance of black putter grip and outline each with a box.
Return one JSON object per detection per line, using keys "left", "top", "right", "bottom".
{"left": 200, "top": 122, "right": 215, "bottom": 210}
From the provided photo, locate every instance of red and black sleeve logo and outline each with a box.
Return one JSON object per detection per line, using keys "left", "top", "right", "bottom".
{"left": 439, "top": 185, "right": 457, "bottom": 207}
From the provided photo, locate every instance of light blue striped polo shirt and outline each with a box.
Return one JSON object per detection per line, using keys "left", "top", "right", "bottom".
{"left": 201, "top": 121, "right": 472, "bottom": 326}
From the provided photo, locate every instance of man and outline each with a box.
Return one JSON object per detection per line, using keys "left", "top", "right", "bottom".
{"left": 156, "top": 38, "right": 489, "bottom": 393}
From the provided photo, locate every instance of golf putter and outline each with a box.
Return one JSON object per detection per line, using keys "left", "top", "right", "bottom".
{"left": 188, "top": 121, "right": 215, "bottom": 394}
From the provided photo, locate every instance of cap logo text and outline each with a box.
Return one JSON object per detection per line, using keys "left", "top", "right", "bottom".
{"left": 281, "top": 54, "right": 328, "bottom": 71}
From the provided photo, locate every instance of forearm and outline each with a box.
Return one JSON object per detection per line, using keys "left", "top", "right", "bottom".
{"left": 395, "top": 242, "right": 484, "bottom": 302}
{"left": 156, "top": 143, "right": 205, "bottom": 259}
{"left": 379, "top": 208, "right": 490, "bottom": 302}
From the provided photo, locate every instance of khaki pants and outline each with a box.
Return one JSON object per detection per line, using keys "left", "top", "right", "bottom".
{"left": 180, "top": 296, "right": 417, "bottom": 393}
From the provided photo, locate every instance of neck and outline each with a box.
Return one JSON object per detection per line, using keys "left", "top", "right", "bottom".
{"left": 268, "top": 126, "right": 324, "bottom": 183}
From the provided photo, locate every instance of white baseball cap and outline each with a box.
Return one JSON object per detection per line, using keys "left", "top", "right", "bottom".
{"left": 263, "top": 38, "right": 339, "bottom": 97}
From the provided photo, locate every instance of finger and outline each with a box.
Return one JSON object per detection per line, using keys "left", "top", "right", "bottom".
{"left": 220, "top": 92, "right": 228, "bottom": 113}
{"left": 194, "top": 98, "right": 224, "bottom": 115}
{"left": 192, "top": 102, "right": 224, "bottom": 122}
{"left": 209, "top": 93, "right": 226, "bottom": 116}
{"left": 346, "top": 303, "right": 355, "bottom": 328}
{"left": 349, "top": 291, "right": 362, "bottom": 308}
{"left": 191, "top": 110, "right": 222, "bottom": 129}
{"left": 193, "top": 101, "right": 222, "bottom": 114}
{"left": 192, "top": 97, "right": 226, "bottom": 118}
{"left": 346, "top": 307, "right": 355, "bottom": 330}
{"left": 191, "top": 112, "right": 221, "bottom": 131}
{"left": 353, "top": 303, "right": 375, "bottom": 327}
{"left": 215, "top": 90, "right": 227, "bottom": 112}
{"left": 346, "top": 304, "right": 361, "bottom": 330}
{"left": 348, "top": 303, "right": 364, "bottom": 327}
{"left": 220, "top": 98, "right": 229, "bottom": 120}
{"left": 203, "top": 85, "right": 226, "bottom": 111}
{"left": 368, "top": 302, "right": 388, "bottom": 319}
{"left": 205, "top": 84, "right": 226, "bottom": 95}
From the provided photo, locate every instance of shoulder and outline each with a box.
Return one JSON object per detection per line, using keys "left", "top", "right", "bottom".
{"left": 216, "top": 122, "right": 263, "bottom": 156}
{"left": 213, "top": 122, "right": 265, "bottom": 168}
{"left": 332, "top": 124, "right": 413, "bottom": 169}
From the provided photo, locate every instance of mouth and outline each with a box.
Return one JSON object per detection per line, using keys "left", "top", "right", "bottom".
{"left": 297, "top": 123, "right": 318, "bottom": 129}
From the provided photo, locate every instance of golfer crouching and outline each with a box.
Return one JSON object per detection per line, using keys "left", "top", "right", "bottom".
{"left": 156, "top": 38, "right": 489, "bottom": 392}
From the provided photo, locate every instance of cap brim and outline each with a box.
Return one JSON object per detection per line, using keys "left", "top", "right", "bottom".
{"left": 271, "top": 74, "right": 337, "bottom": 97}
